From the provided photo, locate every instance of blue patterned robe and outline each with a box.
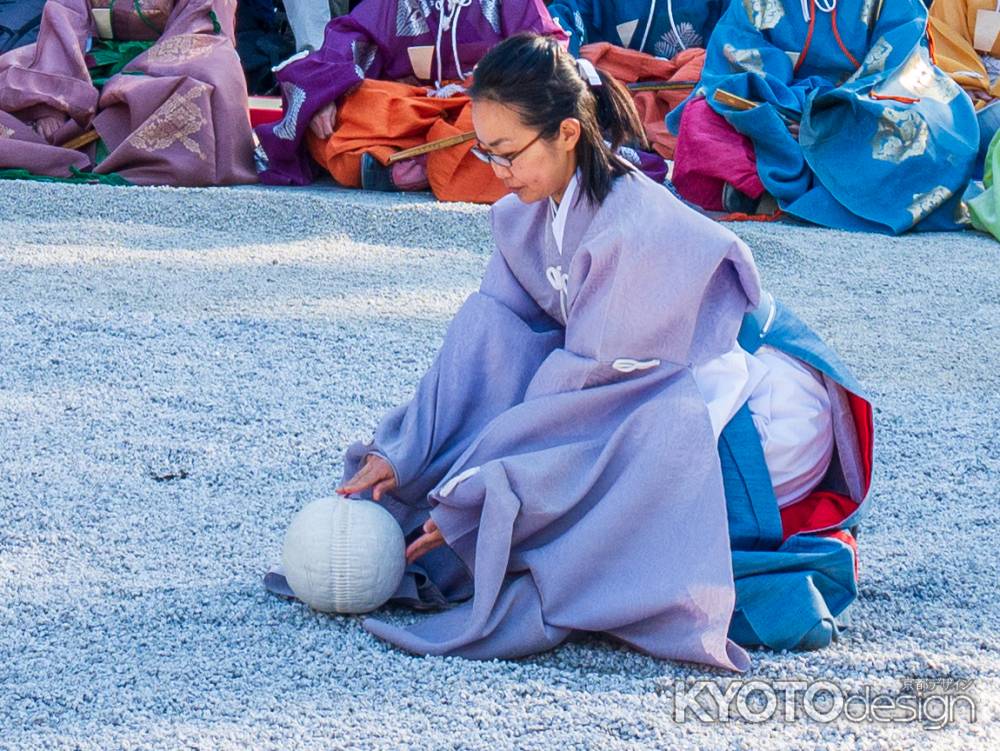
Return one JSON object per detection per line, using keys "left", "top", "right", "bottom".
{"left": 547, "top": 0, "right": 724, "bottom": 56}
{"left": 668, "top": 0, "right": 979, "bottom": 234}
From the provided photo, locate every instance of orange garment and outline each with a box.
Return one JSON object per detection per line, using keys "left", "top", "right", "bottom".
{"left": 580, "top": 43, "right": 705, "bottom": 159}
{"left": 928, "top": 0, "right": 1000, "bottom": 106}
{"left": 305, "top": 78, "right": 507, "bottom": 204}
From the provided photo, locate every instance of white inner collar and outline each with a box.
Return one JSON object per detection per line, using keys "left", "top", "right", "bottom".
{"left": 549, "top": 172, "right": 579, "bottom": 256}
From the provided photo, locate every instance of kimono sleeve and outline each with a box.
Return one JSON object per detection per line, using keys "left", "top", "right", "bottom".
{"left": 253, "top": 8, "right": 386, "bottom": 184}
{"left": 342, "top": 248, "right": 564, "bottom": 504}
{"left": 666, "top": 1, "right": 811, "bottom": 140}
{"left": 0, "top": 0, "right": 97, "bottom": 125}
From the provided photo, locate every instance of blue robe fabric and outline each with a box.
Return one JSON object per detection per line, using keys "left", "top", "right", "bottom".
{"left": 667, "top": 0, "right": 979, "bottom": 234}
{"left": 547, "top": 0, "right": 724, "bottom": 56}
{"left": 0, "top": 0, "right": 46, "bottom": 54}
{"left": 723, "top": 294, "right": 871, "bottom": 652}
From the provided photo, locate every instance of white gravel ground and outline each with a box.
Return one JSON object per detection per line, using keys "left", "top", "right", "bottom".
{"left": 0, "top": 181, "right": 997, "bottom": 750}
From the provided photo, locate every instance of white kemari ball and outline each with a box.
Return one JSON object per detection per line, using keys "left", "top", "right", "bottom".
{"left": 281, "top": 497, "right": 406, "bottom": 614}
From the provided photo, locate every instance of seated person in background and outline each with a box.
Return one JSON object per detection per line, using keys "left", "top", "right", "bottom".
{"left": 667, "top": 0, "right": 979, "bottom": 234}
{"left": 547, "top": 0, "right": 724, "bottom": 57}
{"left": 0, "top": 0, "right": 46, "bottom": 55}
{"left": 0, "top": 0, "right": 255, "bottom": 186}
{"left": 928, "top": 0, "right": 1000, "bottom": 107}
{"left": 253, "top": 0, "right": 568, "bottom": 203}
{"left": 236, "top": 0, "right": 295, "bottom": 95}
{"left": 927, "top": 0, "right": 1000, "bottom": 180}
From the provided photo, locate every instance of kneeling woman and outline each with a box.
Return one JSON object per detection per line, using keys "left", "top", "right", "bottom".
{"left": 308, "top": 34, "right": 871, "bottom": 669}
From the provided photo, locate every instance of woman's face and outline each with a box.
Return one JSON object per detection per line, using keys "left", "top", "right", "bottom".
{"left": 471, "top": 99, "right": 579, "bottom": 204}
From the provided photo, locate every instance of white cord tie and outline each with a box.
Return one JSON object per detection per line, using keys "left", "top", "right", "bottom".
{"left": 611, "top": 358, "right": 662, "bottom": 373}
{"left": 434, "top": 0, "right": 473, "bottom": 88}
{"left": 802, "top": 0, "right": 837, "bottom": 21}
{"left": 546, "top": 266, "right": 570, "bottom": 322}
{"left": 438, "top": 465, "right": 481, "bottom": 498}
{"left": 576, "top": 58, "right": 603, "bottom": 87}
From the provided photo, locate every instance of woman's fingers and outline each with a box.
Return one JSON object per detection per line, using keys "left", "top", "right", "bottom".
{"left": 34, "top": 117, "right": 62, "bottom": 140}
{"left": 308, "top": 114, "right": 330, "bottom": 139}
{"left": 336, "top": 456, "right": 393, "bottom": 496}
{"left": 371, "top": 478, "right": 395, "bottom": 502}
{"left": 405, "top": 527, "right": 445, "bottom": 564}
{"left": 308, "top": 103, "right": 337, "bottom": 139}
{"left": 336, "top": 464, "right": 376, "bottom": 495}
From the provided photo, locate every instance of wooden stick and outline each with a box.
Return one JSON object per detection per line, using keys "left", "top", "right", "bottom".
{"left": 626, "top": 80, "right": 698, "bottom": 93}
{"left": 713, "top": 88, "right": 800, "bottom": 125}
{"left": 712, "top": 89, "right": 758, "bottom": 111}
{"left": 386, "top": 131, "right": 477, "bottom": 164}
{"left": 62, "top": 130, "right": 100, "bottom": 151}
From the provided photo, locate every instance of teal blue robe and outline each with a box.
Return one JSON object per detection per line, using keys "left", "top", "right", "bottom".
{"left": 726, "top": 293, "right": 872, "bottom": 651}
{"left": 668, "top": 0, "right": 979, "bottom": 234}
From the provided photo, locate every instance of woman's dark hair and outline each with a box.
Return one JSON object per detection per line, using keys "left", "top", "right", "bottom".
{"left": 468, "top": 33, "right": 648, "bottom": 205}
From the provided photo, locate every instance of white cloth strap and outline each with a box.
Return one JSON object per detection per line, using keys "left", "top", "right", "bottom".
{"left": 576, "top": 58, "right": 602, "bottom": 87}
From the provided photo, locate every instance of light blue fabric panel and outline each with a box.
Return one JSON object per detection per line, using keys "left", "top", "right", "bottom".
{"left": 723, "top": 296, "right": 868, "bottom": 651}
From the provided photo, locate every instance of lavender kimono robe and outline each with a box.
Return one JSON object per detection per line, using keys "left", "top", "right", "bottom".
{"left": 0, "top": 0, "right": 255, "bottom": 186}
{"left": 337, "top": 170, "right": 761, "bottom": 669}
{"left": 254, "top": 0, "right": 566, "bottom": 185}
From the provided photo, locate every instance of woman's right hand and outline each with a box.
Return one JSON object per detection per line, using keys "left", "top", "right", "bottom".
{"left": 308, "top": 101, "right": 338, "bottom": 139}
{"left": 335, "top": 454, "right": 397, "bottom": 501}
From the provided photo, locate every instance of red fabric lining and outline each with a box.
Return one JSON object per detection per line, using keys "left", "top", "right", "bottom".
{"left": 869, "top": 92, "right": 920, "bottom": 104}
{"left": 780, "top": 392, "right": 873, "bottom": 541}
{"left": 249, "top": 96, "right": 283, "bottom": 128}
{"left": 718, "top": 209, "right": 785, "bottom": 223}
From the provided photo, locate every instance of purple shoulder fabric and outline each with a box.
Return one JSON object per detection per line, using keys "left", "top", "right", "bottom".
{"left": 254, "top": 0, "right": 568, "bottom": 185}
{"left": 346, "top": 172, "right": 762, "bottom": 669}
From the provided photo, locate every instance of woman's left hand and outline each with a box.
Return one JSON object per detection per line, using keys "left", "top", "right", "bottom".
{"left": 405, "top": 517, "right": 445, "bottom": 564}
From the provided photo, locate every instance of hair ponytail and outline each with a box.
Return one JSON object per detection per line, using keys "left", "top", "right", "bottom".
{"left": 469, "top": 33, "right": 648, "bottom": 205}
{"left": 592, "top": 68, "right": 649, "bottom": 154}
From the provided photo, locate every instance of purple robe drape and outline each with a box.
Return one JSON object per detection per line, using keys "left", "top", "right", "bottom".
{"left": 0, "top": 0, "right": 255, "bottom": 186}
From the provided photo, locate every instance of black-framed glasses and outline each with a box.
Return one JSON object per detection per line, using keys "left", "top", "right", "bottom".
{"left": 470, "top": 131, "right": 544, "bottom": 169}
